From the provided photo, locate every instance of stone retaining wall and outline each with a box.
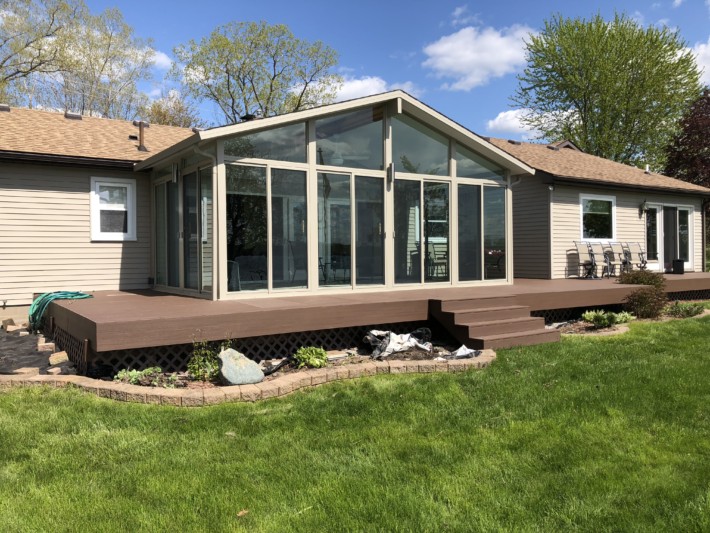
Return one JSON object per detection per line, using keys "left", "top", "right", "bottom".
{"left": 0, "top": 351, "right": 496, "bottom": 407}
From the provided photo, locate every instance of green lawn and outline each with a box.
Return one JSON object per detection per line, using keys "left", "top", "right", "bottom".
{"left": 1, "top": 317, "right": 710, "bottom": 532}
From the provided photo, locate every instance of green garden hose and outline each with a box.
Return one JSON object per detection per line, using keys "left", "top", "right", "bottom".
{"left": 28, "top": 291, "right": 93, "bottom": 332}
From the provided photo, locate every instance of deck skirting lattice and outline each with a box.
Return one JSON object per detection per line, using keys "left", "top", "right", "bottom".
{"left": 86, "top": 321, "right": 430, "bottom": 374}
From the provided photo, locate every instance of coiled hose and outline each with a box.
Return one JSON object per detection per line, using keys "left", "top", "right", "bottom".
{"left": 28, "top": 291, "right": 93, "bottom": 332}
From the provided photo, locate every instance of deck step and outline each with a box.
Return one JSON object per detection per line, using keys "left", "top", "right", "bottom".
{"left": 473, "top": 328, "right": 561, "bottom": 350}
{"left": 464, "top": 316, "right": 545, "bottom": 337}
{"left": 440, "top": 295, "right": 518, "bottom": 312}
{"left": 452, "top": 305, "right": 530, "bottom": 322}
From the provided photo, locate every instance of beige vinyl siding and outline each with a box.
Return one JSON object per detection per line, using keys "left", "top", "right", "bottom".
{"left": 0, "top": 163, "right": 151, "bottom": 305}
{"left": 551, "top": 184, "right": 703, "bottom": 278}
{"left": 512, "top": 175, "right": 550, "bottom": 278}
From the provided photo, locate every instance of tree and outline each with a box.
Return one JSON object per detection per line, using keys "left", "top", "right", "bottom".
{"left": 664, "top": 89, "right": 710, "bottom": 187}
{"left": 30, "top": 7, "right": 154, "bottom": 119}
{"left": 173, "top": 21, "right": 341, "bottom": 124}
{"left": 0, "top": 0, "right": 81, "bottom": 99}
{"left": 513, "top": 13, "right": 701, "bottom": 170}
{"left": 144, "top": 90, "right": 203, "bottom": 128}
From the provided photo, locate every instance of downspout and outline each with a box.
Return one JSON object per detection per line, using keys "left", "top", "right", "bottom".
{"left": 703, "top": 198, "right": 710, "bottom": 272}
{"left": 193, "top": 145, "right": 218, "bottom": 299}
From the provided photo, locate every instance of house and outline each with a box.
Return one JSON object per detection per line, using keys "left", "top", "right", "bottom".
{"left": 489, "top": 138, "right": 710, "bottom": 279}
{"left": 2, "top": 91, "right": 710, "bottom": 368}
{"left": 0, "top": 106, "right": 193, "bottom": 308}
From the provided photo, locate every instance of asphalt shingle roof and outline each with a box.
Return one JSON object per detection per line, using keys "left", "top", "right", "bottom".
{"left": 489, "top": 138, "right": 710, "bottom": 195}
{"left": 0, "top": 106, "right": 194, "bottom": 163}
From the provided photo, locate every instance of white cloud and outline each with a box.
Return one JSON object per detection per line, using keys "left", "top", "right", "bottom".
{"left": 692, "top": 36, "right": 710, "bottom": 85}
{"left": 422, "top": 24, "right": 534, "bottom": 90}
{"left": 672, "top": 0, "right": 684, "bottom": 7}
{"left": 485, "top": 109, "right": 539, "bottom": 140}
{"left": 335, "top": 76, "right": 422, "bottom": 102}
{"left": 151, "top": 50, "right": 172, "bottom": 70}
{"left": 451, "top": 5, "right": 480, "bottom": 27}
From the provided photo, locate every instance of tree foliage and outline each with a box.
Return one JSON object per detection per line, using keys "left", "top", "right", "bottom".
{"left": 144, "top": 89, "right": 203, "bottom": 128}
{"left": 513, "top": 13, "right": 701, "bottom": 170}
{"left": 173, "top": 21, "right": 341, "bottom": 124}
{"left": 664, "top": 89, "right": 710, "bottom": 187}
{"left": 0, "top": 0, "right": 81, "bottom": 97}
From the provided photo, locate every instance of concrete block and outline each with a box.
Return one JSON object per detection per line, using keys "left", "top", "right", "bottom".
{"left": 124, "top": 385, "right": 147, "bottom": 404}
{"left": 181, "top": 389, "right": 204, "bottom": 407}
{"left": 204, "top": 388, "right": 228, "bottom": 405}
{"left": 240, "top": 384, "right": 261, "bottom": 402}
{"left": 2, "top": 318, "right": 15, "bottom": 329}
{"left": 5, "top": 324, "right": 25, "bottom": 334}
{"left": 37, "top": 342, "right": 56, "bottom": 352}
{"left": 48, "top": 351, "right": 69, "bottom": 366}
{"left": 258, "top": 382, "right": 279, "bottom": 399}
{"left": 388, "top": 361, "right": 408, "bottom": 374}
{"left": 12, "top": 367, "right": 39, "bottom": 376}
{"left": 158, "top": 389, "right": 183, "bottom": 407}
{"left": 309, "top": 369, "right": 328, "bottom": 385}
{"left": 373, "top": 361, "right": 390, "bottom": 374}
{"left": 418, "top": 361, "right": 436, "bottom": 373}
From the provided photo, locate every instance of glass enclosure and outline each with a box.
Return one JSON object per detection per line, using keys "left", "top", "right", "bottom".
{"left": 157, "top": 104, "right": 512, "bottom": 298}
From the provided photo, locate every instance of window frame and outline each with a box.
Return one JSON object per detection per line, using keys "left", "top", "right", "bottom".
{"left": 90, "top": 176, "right": 137, "bottom": 241}
{"left": 579, "top": 193, "right": 616, "bottom": 241}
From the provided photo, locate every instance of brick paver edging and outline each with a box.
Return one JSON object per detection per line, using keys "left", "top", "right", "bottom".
{"left": 0, "top": 351, "right": 496, "bottom": 407}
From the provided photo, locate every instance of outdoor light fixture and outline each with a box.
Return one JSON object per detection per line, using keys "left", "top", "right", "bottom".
{"left": 387, "top": 162, "right": 395, "bottom": 186}
{"left": 638, "top": 200, "right": 648, "bottom": 218}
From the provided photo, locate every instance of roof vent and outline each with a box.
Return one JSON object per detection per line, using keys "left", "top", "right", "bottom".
{"left": 191, "top": 127, "right": 205, "bottom": 133}
{"left": 0, "top": 103, "right": 10, "bottom": 112}
{"left": 132, "top": 120, "right": 150, "bottom": 152}
{"left": 507, "top": 139, "right": 521, "bottom": 145}
{"left": 547, "top": 145, "right": 560, "bottom": 151}
{"left": 644, "top": 164, "right": 651, "bottom": 175}
{"left": 480, "top": 135, "right": 491, "bottom": 142}
{"left": 64, "top": 111, "right": 82, "bottom": 120}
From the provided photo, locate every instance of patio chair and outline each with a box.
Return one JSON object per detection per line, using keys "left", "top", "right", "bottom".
{"left": 609, "top": 242, "right": 631, "bottom": 274}
{"left": 602, "top": 242, "right": 624, "bottom": 277}
{"left": 624, "top": 242, "right": 648, "bottom": 270}
{"left": 288, "top": 240, "right": 308, "bottom": 282}
{"left": 574, "top": 241, "right": 594, "bottom": 278}
{"left": 588, "top": 242, "right": 612, "bottom": 278}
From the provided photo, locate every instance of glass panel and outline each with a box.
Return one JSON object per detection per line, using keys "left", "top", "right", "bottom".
{"left": 224, "top": 122, "right": 306, "bottom": 163}
{"left": 394, "top": 180, "right": 421, "bottom": 284}
{"left": 155, "top": 182, "right": 167, "bottom": 285}
{"left": 582, "top": 199, "right": 612, "bottom": 239}
{"left": 664, "top": 206, "right": 678, "bottom": 267}
{"left": 392, "top": 114, "right": 449, "bottom": 176}
{"left": 272, "top": 169, "right": 307, "bottom": 289}
{"left": 318, "top": 173, "right": 351, "bottom": 287}
{"left": 99, "top": 210, "right": 127, "bottom": 233}
{"left": 98, "top": 185, "right": 127, "bottom": 206}
{"left": 183, "top": 172, "right": 199, "bottom": 290}
{"left": 455, "top": 144, "right": 505, "bottom": 179}
{"left": 679, "top": 209, "right": 689, "bottom": 262}
{"left": 355, "top": 176, "right": 384, "bottom": 285}
{"left": 200, "top": 167, "right": 213, "bottom": 292}
{"left": 484, "top": 187, "right": 506, "bottom": 280}
{"left": 424, "top": 182, "right": 449, "bottom": 282}
{"left": 458, "top": 184, "right": 482, "bottom": 281}
{"left": 226, "top": 165, "right": 268, "bottom": 291}
{"left": 646, "top": 208, "right": 658, "bottom": 260}
{"left": 167, "top": 180, "right": 179, "bottom": 287}
{"left": 315, "top": 107, "right": 384, "bottom": 170}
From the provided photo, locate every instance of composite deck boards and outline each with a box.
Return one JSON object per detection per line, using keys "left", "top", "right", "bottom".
{"left": 47, "top": 274, "right": 710, "bottom": 353}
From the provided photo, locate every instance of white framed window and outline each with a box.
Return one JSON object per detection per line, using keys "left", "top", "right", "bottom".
{"left": 580, "top": 194, "right": 615, "bottom": 241}
{"left": 90, "top": 176, "right": 137, "bottom": 241}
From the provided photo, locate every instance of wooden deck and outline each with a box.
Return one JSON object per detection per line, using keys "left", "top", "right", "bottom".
{"left": 47, "top": 273, "right": 710, "bottom": 355}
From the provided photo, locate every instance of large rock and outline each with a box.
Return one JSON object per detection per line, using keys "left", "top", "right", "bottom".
{"left": 218, "top": 348, "right": 264, "bottom": 385}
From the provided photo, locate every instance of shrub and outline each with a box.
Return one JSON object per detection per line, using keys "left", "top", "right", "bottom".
{"left": 623, "top": 287, "right": 667, "bottom": 319}
{"left": 617, "top": 270, "right": 665, "bottom": 289}
{"left": 293, "top": 346, "right": 328, "bottom": 369}
{"left": 114, "top": 367, "right": 165, "bottom": 386}
{"left": 664, "top": 301, "right": 705, "bottom": 318}
{"left": 581, "top": 309, "right": 635, "bottom": 329}
{"left": 188, "top": 340, "right": 221, "bottom": 381}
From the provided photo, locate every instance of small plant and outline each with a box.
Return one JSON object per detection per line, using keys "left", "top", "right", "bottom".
{"left": 114, "top": 367, "right": 163, "bottom": 385}
{"left": 581, "top": 310, "right": 635, "bottom": 329}
{"left": 624, "top": 287, "right": 667, "bottom": 319}
{"left": 664, "top": 301, "right": 705, "bottom": 318}
{"left": 617, "top": 270, "right": 666, "bottom": 289}
{"left": 293, "top": 346, "right": 328, "bottom": 369}
{"left": 188, "top": 340, "right": 221, "bottom": 381}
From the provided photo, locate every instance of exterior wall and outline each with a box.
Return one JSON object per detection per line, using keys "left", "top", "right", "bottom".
{"left": 551, "top": 184, "right": 703, "bottom": 279}
{"left": 0, "top": 162, "right": 151, "bottom": 306}
{"left": 512, "top": 175, "right": 550, "bottom": 279}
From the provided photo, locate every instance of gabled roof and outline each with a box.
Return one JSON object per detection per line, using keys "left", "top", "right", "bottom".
{"left": 135, "top": 90, "right": 535, "bottom": 176}
{"left": 0, "top": 106, "right": 194, "bottom": 168}
{"left": 489, "top": 138, "right": 710, "bottom": 195}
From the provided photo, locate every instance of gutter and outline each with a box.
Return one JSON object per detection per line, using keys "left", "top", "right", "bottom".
{"left": 0, "top": 150, "right": 135, "bottom": 170}
{"left": 549, "top": 174, "right": 710, "bottom": 197}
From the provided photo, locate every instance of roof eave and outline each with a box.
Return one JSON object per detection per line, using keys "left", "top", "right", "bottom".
{"left": 134, "top": 132, "right": 200, "bottom": 171}
{"left": 0, "top": 150, "right": 136, "bottom": 170}
{"left": 549, "top": 174, "right": 710, "bottom": 197}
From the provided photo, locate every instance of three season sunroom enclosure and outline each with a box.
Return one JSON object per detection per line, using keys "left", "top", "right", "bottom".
{"left": 143, "top": 92, "right": 534, "bottom": 300}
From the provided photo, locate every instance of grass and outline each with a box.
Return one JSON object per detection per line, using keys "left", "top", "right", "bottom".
{"left": 2, "top": 317, "right": 710, "bottom": 531}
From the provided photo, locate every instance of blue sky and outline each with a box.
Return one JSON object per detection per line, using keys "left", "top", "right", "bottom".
{"left": 87, "top": 0, "right": 710, "bottom": 138}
